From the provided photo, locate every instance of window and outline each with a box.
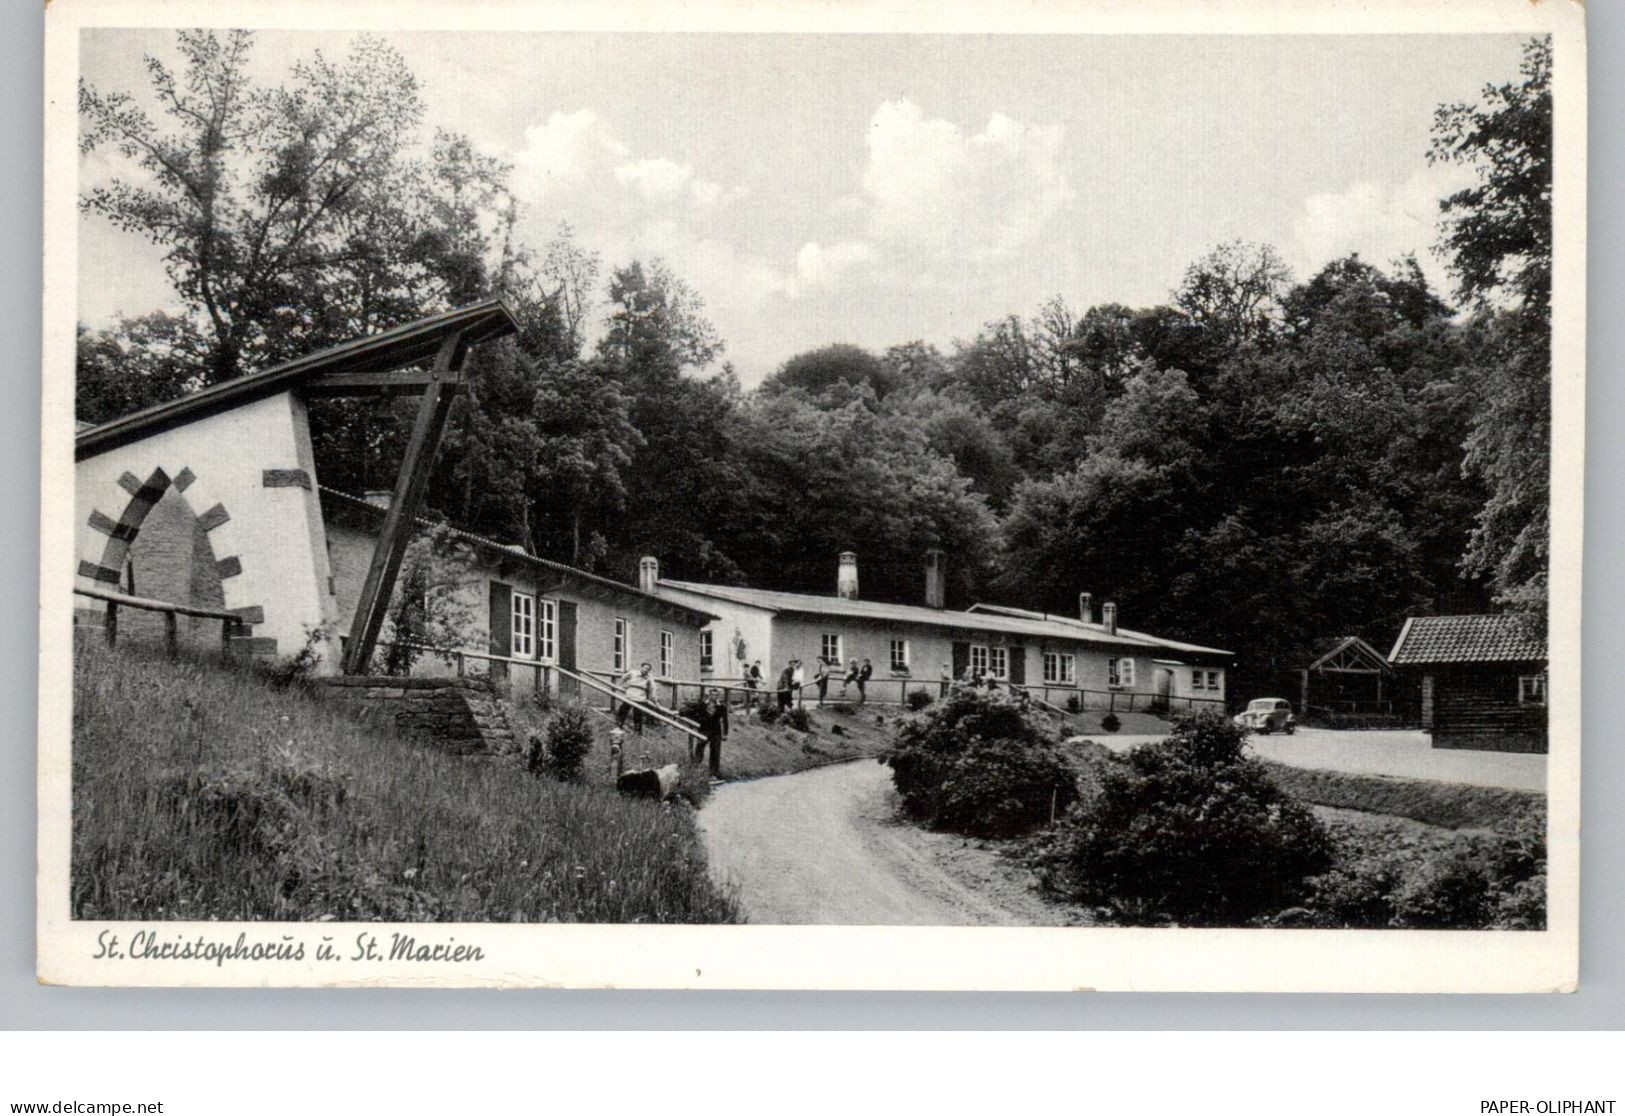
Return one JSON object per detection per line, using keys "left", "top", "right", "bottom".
{"left": 821, "top": 633, "right": 842, "bottom": 665}
{"left": 511, "top": 592, "right": 535, "bottom": 658}
{"left": 537, "top": 599, "right": 556, "bottom": 662}
{"left": 1206, "top": 670, "right": 1221, "bottom": 691}
{"left": 1109, "top": 657, "right": 1136, "bottom": 688}
{"left": 969, "top": 644, "right": 989, "bottom": 675}
{"left": 660, "top": 630, "right": 675, "bottom": 678}
{"left": 613, "top": 618, "right": 628, "bottom": 672}
{"left": 1191, "top": 669, "right": 1205, "bottom": 690}
{"left": 889, "top": 639, "right": 910, "bottom": 673}
{"left": 699, "top": 629, "right": 714, "bottom": 672}
{"left": 988, "top": 646, "right": 1009, "bottom": 680}
{"left": 1519, "top": 674, "right": 1546, "bottom": 706}
{"left": 1043, "top": 652, "right": 1076, "bottom": 685}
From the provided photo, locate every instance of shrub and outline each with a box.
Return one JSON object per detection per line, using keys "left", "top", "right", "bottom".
{"left": 756, "top": 703, "right": 782, "bottom": 725}
{"left": 1038, "top": 712, "right": 1333, "bottom": 925}
{"left": 535, "top": 702, "right": 595, "bottom": 781}
{"left": 885, "top": 685, "right": 1078, "bottom": 838}
{"left": 906, "top": 689, "right": 935, "bottom": 712}
{"left": 1100, "top": 712, "right": 1121, "bottom": 732}
{"left": 1065, "top": 695, "right": 1082, "bottom": 714}
{"left": 784, "top": 707, "right": 811, "bottom": 732}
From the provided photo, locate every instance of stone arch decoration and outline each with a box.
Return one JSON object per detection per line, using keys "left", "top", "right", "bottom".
{"left": 77, "top": 464, "right": 268, "bottom": 654}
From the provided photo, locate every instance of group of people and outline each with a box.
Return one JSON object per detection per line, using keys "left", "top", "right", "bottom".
{"left": 737, "top": 656, "right": 875, "bottom": 707}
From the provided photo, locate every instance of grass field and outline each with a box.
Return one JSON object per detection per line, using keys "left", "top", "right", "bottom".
{"left": 71, "top": 638, "right": 739, "bottom": 923}
{"left": 1260, "top": 761, "right": 1544, "bottom": 830}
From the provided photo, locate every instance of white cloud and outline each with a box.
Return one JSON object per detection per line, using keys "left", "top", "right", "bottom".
{"left": 796, "top": 240, "right": 876, "bottom": 287}
{"left": 511, "top": 110, "right": 629, "bottom": 196}
{"left": 858, "top": 100, "right": 1073, "bottom": 260}
{"left": 1290, "top": 164, "right": 1477, "bottom": 291}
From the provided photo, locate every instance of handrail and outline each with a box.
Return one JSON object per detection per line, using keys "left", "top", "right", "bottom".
{"left": 552, "top": 662, "right": 705, "bottom": 742}
{"left": 75, "top": 585, "right": 242, "bottom": 660}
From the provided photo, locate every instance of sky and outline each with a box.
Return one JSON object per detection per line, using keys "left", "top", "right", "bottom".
{"left": 78, "top": 31, "right": 1528, "bottom": 386}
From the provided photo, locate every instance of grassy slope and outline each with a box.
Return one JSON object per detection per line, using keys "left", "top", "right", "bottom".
{"left": 72, "top": 639, "right": 738, "bottom": 924}
{"left": 505, "top": 698, "right": 899, "bottom": 783}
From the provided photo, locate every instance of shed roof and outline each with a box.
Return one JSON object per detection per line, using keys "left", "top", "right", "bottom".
{"left": 657, "top": 579, "right": 1231, "bottom": 660}
{"left": 321, "top": 487, "right": 717, "bottom": 628}
{"left": 1387, "top": 614, "right": 1546, "bottom": 666}
{"left": 1307, "top": 635, "right": 1392, "bottom": 673}
{"left": 76, "top": 300, "right": 519, "bottom": 460}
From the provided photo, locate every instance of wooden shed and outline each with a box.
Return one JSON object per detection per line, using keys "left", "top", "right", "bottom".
{"left": 1299, "top": 635, "right": 1395, "bottom": 725}
{"left": 1387, "top": 614, "right": 1547, "bottom": 754}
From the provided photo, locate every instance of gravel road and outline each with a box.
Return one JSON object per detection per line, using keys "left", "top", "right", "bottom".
{"left": 698, "top": 760, "right": 1075, "bottom": 926}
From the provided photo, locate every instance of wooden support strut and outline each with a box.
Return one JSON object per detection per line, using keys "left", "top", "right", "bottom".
{"left": 340, "top": 333, "right": 469, "bottom": 675}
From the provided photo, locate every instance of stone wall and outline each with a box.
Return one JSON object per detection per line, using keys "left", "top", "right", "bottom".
{"left": 318, "top": 676, "right": 516, "bottom": 756}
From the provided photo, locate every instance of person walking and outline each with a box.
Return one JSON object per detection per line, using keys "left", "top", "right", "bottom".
{"left": 856, "top": 657, "right": 873, "bottom": 704}
{"left": 616, "top": 661, "right": 655, "bottom": 735}
{"left": 814, "top": 658, "right": 830, "bottom": 705}
{"left": 691, "top": 687, "right": 730, "bottom": 777}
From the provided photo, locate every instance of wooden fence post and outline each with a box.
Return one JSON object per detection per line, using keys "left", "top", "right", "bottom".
{"left": 163, "top": 610, "right": 178, "bottom": 659}
{"left": 103, "top": 601, "right": 118, "bottom": 648}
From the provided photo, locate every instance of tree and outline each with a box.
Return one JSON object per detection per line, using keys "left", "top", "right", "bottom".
{"left": 1430, "top": 37, "right": 1553, "bottom": 615}
{"left": 598, "top": 259, "right": 723, "bottom": 373}
{"left": 76, "top": 312, "right": 210, "bottom": 424}
{"left": 761, "top": 343, "right": 896, "bottom": 403}
{"left": 1174, "top": 241, "right": 1292, "bottom": 349}
{"left": 79, "top": 31, "right": 435, "bottom": 383}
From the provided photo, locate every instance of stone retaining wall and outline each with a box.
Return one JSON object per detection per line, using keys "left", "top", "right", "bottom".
{"left": 318, "top": 675, "right": 516, "bottom": 756}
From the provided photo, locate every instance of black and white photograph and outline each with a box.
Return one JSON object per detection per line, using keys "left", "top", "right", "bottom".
{"left": 38, "top": 0, "right": 1584, "bottom": 991}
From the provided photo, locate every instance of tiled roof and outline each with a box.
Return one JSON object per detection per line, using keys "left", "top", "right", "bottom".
{"left": 657, "top": 579, "right": 1231, "bottom": 660}
{"left": 320, "top": 486, "right": 717, "bottom": 627}
{"left": 1387, "top": 614, "right": 1546, "bottom": 666}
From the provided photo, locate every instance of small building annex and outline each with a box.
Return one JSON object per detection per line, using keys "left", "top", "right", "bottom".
{"left": 647, "top": 548, "right": 1233, "bottom": 713}
{"left": 1387, "top": 614, "right": 1548, "bottom": 753}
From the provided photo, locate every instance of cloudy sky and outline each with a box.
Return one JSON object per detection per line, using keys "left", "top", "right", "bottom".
{"left": 79, "top": 31, "right": 1526, "bottom": 385}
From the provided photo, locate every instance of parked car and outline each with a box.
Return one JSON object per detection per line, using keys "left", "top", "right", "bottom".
{"left": 1233, "top": 697, "right": 1296, "bottom": 734}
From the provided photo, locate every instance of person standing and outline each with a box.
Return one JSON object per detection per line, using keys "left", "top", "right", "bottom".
{"left": 814, "top": 658, "right": 831, "bottom": 705}
{"left": 616, "top": 661, "right": 655, "bottom": 735}
{"left": 692, "top": 687, "right": 729, "bottom": 777}
{"left": 791, "top": 658, "right": 806, "bottom": 707}
{"left": 857, "top": 657, "right": 873, "bottom": 704}
{"left": 744, "top": 660, "right": 763, "bottom": 709}
{"left": 776, "top": 661, "right": 795, "bottom": 710}
{"left": 940, "top": 662, "right": 952, "bottom": 698}
{"left": 842, "top": 657, "right": 860, "bottom": 697}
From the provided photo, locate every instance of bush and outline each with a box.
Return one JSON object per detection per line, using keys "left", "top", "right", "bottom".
{"left": 1065, "top": 695, "right": 1082, "bottom": 714}
{"left": 784, "top": 707, "right": 811, "bottom": 732}
{"left": 906, "top": 689, "right": 935, "bottom": 711}
{"left": 1100, "top": 712, "right": 1121, "bottom": 732}
{"left": 1038, "top": 712, "right": 1333, "bottom": 926}
{"left": 532, "top": 702, "right": 595, "bottom": 781}
{"left": 885, "top": 686, "right": 1078, "bottom": 838}
{"left": 756, "top": 703, "right": 782, "bottom": 725}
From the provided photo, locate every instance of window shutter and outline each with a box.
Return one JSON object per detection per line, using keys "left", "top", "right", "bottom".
{"left": 1122, "top": 658, "right": 1136, "bottom": 687}
{"left": 489, "top": 580, "right": 513, "bottom": 656}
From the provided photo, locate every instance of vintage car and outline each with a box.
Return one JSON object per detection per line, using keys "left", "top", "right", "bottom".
{"left": 1233, "top": 697, "right": 1296, "bottom": 734}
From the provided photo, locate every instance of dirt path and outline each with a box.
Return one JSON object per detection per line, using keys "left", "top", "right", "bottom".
{"left": 698, "top": 760, "right": 1082, "bottom": 926}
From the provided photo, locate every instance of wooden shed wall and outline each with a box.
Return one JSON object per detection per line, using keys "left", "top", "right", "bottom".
{"left": 1427, "top": 664, "right": 1547, "bottom": 753}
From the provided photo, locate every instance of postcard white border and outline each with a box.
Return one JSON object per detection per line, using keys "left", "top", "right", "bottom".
{"left": 38, "top": 0, "right": 1585, "bottom": 992}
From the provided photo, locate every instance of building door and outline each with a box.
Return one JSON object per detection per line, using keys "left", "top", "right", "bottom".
{"left": 558, "top": 599, "right": 579, "bottom": 697}
{"left": 488, "top": 581, "right": 512, "bottom": 682}
{"left": 1008, "top": 645, "right": 1025, "bottom": 687}
{"left": 1154, "top": 667, "right": 1174, "bottom": 713}
{"left": 952, "top": 641, "right": 969, "bottom": 681}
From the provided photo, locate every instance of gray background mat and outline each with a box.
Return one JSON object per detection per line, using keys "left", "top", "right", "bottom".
{"left": 4, "top": 3, "right": 1619, "bottom": 1028}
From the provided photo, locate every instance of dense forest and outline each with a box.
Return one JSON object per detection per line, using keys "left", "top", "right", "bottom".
{"left": 77, "top": 33, "right": 1552, "bottom": 698}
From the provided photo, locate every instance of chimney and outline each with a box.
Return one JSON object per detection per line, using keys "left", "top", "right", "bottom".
{"left": 363, "top": 489, "right": 394, "bottom": 510}
{"left": 924, "top": 548, "right": 946, "bottom": 609}
{"left": 638, "top": 556, "right": 659, "bottom": 594}
{"left": 837, "top": 551, "right": 859, "bottom": 600}
{"left": 1103, "top": 601, "right": 1118, "bottom": 635}
{"left": 1079, "top": 592, "right": 1093, "bottom": 624}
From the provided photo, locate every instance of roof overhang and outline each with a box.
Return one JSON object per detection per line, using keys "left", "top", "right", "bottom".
{"left": 76, "top": 300, "right": 520, "bottom": 461}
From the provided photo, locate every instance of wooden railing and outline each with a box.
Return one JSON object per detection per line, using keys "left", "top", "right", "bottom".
{"left": 74, "top": 585, "right": 242, "bottom": 660}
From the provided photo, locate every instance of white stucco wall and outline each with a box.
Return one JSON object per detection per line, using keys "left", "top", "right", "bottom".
{"left": 651, "top": 585, "right": 776, "bottom": 682}
{"left": 75, "top": 391, "right": 340, "bottom": 671}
